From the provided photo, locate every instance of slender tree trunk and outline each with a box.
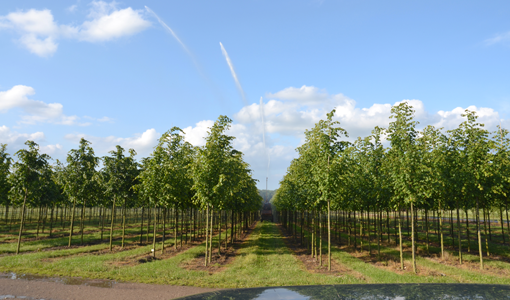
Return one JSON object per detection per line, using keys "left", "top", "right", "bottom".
{"left": 209, "top": 208, "right": 214, "bottom": 264}
{"left": 466, "top": 209, "right": 471, "bottom": 253}
{"left": 174, "top": 207, "right": 178, "bottom": 250}
{"left": 425, "top": 209, "right": 430, "bottom": 255}
{"left": 506, "top": 203, "right": 510, "bottom": 245}
{"left": 181, "top": 208, "right": 184, "bottom": 248}
{"left": 439, "top": 208, "right": 444, "bottom": 259}
{"left": 161, "top": 208, "right": 166, "bottom": 254}
{"left": 139, "top": 206, "right": 144, "bottom": 245}
{"left": 360, "top": 209, "right": 363, "bottom": 252}
{"left": 80, "top": 201, "right": 86, "bottom": 244}
{"left": 399, "top": 210, "right": 403, "bottom": 270}
{"left": 68, "top": 198, "right": 77, "bottom": 247}
{"left": 101, "top": 206, "right": 105, "bottom": 241}
{"left": 16, "top": 189, "right": 28, "bottom": 255}
{"left": 411, "top": 202, "right": 416, "bottom": 274}
{"left": 327, "top": 201, "right": 331, "bottom": 271}
{"left": 311, "top": 211, "right": 315, "bottom": 258}
{"left": 457, "top": 200, "right": 462, "bottom": 264}
{"left": 476, "top": 198, "right": 483, "bottom": 269}
{"left": 319, "top": 212, "right": 323, "bottom": 266}
{"left": 500, "top": 206, "right": 505, "bottom": 244}
{"left": 204, "top": 207, "right": 209, "bottom": 266}
{"left": 483, "top": 207, "right": 489, "bottom": 256}
{"left": 49, "top": 204, "right": 54, "bottom": 238}
{"left": 109, "top": 197, "right": 116, "bottom": 252}
{"left": 146, "top": 207, "right": 151, "bottom": 243}
{"left": 152, "top": 205, "right": 157, "bottom": 258}
{"left": 36, "top": 205, "right": 42, "bottom": 238}
{"left": 367, "top": 207, "right": 371, "bottom": 255}
{"left": 121, "top": 199, "right": 126, "bottom": 248}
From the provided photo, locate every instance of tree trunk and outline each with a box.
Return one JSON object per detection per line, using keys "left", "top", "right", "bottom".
{"left": 68, "top": 198, "right": 77, "bottom": 247}
{"left": 457, "top": 200, "right": 462, "bottom": 264}
{"left": 146, "top": 207, "right": 151, "bottom": 243}
{"left": 80, "top": 201, "right": 86, "bottom": 244}
{"left": 152, "top": 205, "right": 157, "bottom": 258}
{"left": 425, "top": 208, "right": 430, "bottom": 255}
{"left": 139, "top": 206, "right": 144, "bottom": 245}
{"left": 327, "top": 201, "right": 331, "bottom": 271}
{"left": 319, "top": 212, "right": 323, "bottom": 266}
{"left": 204, "top": 206, "right": 209, "bottom": 266}
{"left": 16, "top": 189, "right": 28, "bottom": 255}
{"left": 439, "top": 208, "right": 444, "bottom": 259}
{"left": 465, "top": 209, "right": 470, "bottom": 253}
{"left": 483, "top": 207, "right": 489, "bottom": 256}
{"left": 174, "top": 207, "right": 178, "bottom": 250}
{"left": 36, "top": 205, "right": 42, "bottom": 238}
{"left": 49, "top": 204, "right": 54, "bottom": 237}
{"left": 476, "top": 198, "right": 483, "bottom": 269}
{"left": 411, "top": 202, "right": 416, "bottom": 274}
{"left": 399, "top": 210, "right": 403, "bottom": 270}
{"left": 121, "top": 199, "right": 126, "bottom": 248}
{"left": 209, "top": 208, "right": 214, "bottom": 264}
{"left": 109, "top": 197, "right": 116, "bottom": 252}
{"left": 161, "top": 208, "right": 166, "bottom": 254}
{"left": 500, "top": 206, "right": 505, "bottom": 244}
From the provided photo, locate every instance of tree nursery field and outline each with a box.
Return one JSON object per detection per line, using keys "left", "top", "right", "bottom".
{"left": 1, "top": 104, "right": 510, "bottom": 287}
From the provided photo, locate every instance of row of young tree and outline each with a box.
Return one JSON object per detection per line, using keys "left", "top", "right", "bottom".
{"left": 273, "top": 102, "right": 510, "bottom": 272}
{"left": 0, "top": 115, "right": 262, "bottom": 265}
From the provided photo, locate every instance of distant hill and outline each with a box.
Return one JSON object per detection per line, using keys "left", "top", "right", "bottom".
{"left": 258, "top": 189, "right": 277, "bottom": 203}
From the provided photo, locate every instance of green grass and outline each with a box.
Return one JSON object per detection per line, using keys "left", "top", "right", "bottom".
{"left": 2, "top": 221, "right": 510, "bottom": 288}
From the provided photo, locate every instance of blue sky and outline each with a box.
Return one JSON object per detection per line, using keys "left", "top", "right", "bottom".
{"left": 1, "top": 0, "right": 510, "bottom": 190}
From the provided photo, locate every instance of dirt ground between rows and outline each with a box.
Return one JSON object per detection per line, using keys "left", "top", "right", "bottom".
{"left": 278, "top": 225, "right": 367, "bottom": 281}
{"left": 0, "top": 276, "right": 219, "bottom": 300}
{"left": 180, "top": 222, "right": 257, "bottom": 274}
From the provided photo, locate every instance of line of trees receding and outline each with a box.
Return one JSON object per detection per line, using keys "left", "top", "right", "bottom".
{"left": 273, "top": 102, "right": 510, "bottom": 273}
{"left": 0, "top": 115, "right": 262, "bottom": 265}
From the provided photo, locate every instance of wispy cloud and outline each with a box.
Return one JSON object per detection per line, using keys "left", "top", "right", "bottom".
{"left": 484, "top": 31, "right": 510, "bottom": 45}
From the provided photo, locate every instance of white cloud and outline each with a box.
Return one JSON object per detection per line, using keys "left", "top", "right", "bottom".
{"left": 182, "top": 120, "right": 214, "bottom": 147}
{"left": 136, "top": 86, "right": 510, "bottom": 189}
{"left": 0, "top": 125, "right": 45, "bottom": 145}
{"left": 0, "top": 1, "right": 150, "bottom": 57}
{"left": 97, "top": 116, "right": 114, "bottom": 122}
{"left": 67, "top": 5, "right": 78, "bottom": 13}
{"left": 64, "top": 128, "right": 159, "bottom": 156}
{"left": 79, "top": 3, "right": 150, "bottom": 42}
{"left": 0, "top": 85, "right": 87, "bottom": 125}
{"left": 485, "top": 31, "right": 510, "bottom": 45}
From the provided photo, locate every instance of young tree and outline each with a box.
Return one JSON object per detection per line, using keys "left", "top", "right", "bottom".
{"left": 387, "top": 102, "right": 422, "bottom": 273}
{"left": 0, "top": 144, "right": 11, "bottom": 225}
{"left": 191, "top": 116, "right": 236, "bottom": 266}
{"left": 298, "top": 109, "right": 349, "bottom": 271}
{"left": 57, "top": 138, "right": 98, "bottom": 247}
{"left": 450, "top": 110, "right": 492, "bottom": 270}
{"left": 9, "top": 141, "right": 51, "bottom": 254}
{"left": 102, "top": 145, "right": 137, "bottom": 251}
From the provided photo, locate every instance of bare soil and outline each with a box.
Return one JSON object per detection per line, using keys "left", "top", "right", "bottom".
{"left": 180, "top": 222, "right": 257, "bottom": 274}
{"left": 0, "top": 275, "right": 219, "bottom": 300}
{"left": 278, "top": 225, "right": 367, "bottom": 281}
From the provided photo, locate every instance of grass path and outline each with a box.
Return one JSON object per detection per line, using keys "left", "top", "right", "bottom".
{"left": 2, "top": 221, "right": 510, "bottom": 288}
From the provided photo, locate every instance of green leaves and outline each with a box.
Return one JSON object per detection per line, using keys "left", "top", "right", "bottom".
{"left": 9, "top": 141, "right": 51, "bottom": 207}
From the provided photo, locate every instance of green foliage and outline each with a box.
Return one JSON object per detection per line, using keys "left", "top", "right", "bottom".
{"left": 9, "top": 141, "right": 51, "bottom": 207}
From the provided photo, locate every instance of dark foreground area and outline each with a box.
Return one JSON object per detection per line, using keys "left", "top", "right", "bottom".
{"left": 0, "top": 273, "right": 218, "bottom": 300}
{"left": 179, "top": 284, "right": 510, "bottom": 300}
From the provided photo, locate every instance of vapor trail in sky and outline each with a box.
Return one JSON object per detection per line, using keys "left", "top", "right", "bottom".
{"left": 145, "top": 6, "right": 205, "bottom": 76}
{"left": 220, "top": 42, "right": 248, "bottom": 106}
{"left": 259, "top": 97, "right": 270, "bottom": 177}
{"left": 145, "top": 6, "right": 190, "bottom": 55}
